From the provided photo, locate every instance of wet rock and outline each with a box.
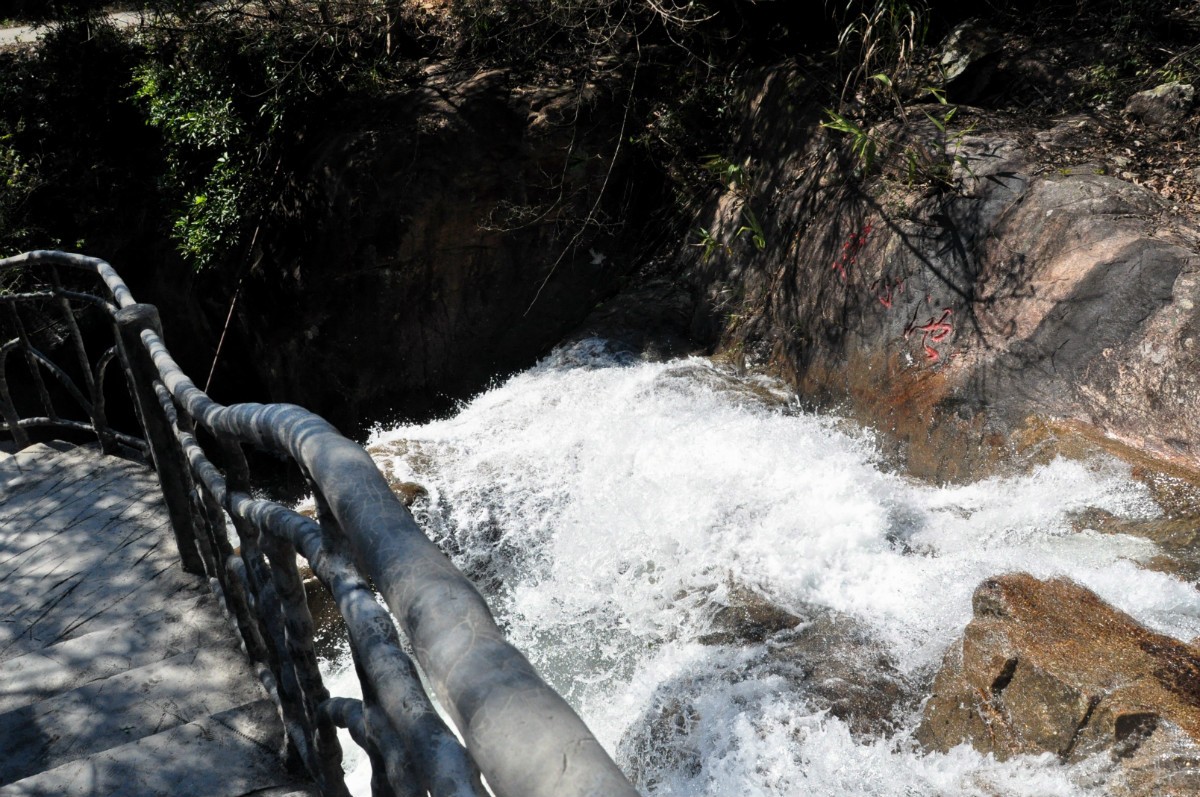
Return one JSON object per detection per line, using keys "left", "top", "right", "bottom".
{"left": 618, "top": 695, "right": 703, "bottom": 789}
{"left": 699, "top": 582, "right": 801, "bottom": 645}
{"left": 392, "top": 481, "right": 429, "bottom": 507}
{"left": 778, "top": 610, "right": 913, "bottom": 736}
{"left": 1125, "top": 82, "right": 1195, "bottom": 134}
{"left": 619, "top": 598, "right": 914, "bottom": 788}
{"left": 918, "top": 573, "right": 1200, "bottom": 791}
{"left": 699, "top": 585, "right": 912, "bottom": 736}
{"left": 1108, "top": 719, "right": 1200, "bottom": 797}
{"left": 1070, "top": 507, "right": 1200, "bottom": 581}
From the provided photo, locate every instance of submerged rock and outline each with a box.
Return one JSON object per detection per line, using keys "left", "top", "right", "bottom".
{"left": 918, "top": 573, "right": 1200, "bottom": 794}
{"left": 619, "top": 694, "right": 703, "bottom": 789}
{"left": 777, "top": 609, "right": 913, "bottom": 737}
{"left": 392, "top": 481, "right": 429, "bottom": 506}
{"left": 705, "top": 586, "right": 912, "bottom": 734}
{"left": 699, "top": 581, "right": 803, "bottom": 645}
{"left": 619, "top": 588, "right": 917, "bottom": 787}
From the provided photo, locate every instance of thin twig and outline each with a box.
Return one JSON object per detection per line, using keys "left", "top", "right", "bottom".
{"left": 524, "top": 37, "right": 642, "bottom": 315}
{"left": 204, "top": 224, "right": 260, "bottom": 393}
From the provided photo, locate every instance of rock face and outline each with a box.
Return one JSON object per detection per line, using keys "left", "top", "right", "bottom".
{"left": 655, "top": 64, "right": 1200, "bottom": 481}
{"left": 918, "top": 573, "right": 1200, "bottom": 795}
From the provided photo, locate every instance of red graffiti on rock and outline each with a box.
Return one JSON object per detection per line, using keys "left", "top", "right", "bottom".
{"left": 832, "top": 223, "right": 873, "bottom": 282}
{"left": 871, "top": 278, "right": 905, "bottom": 309}
{"left": 905, "top": 308, "right": 954, "bottom": 362}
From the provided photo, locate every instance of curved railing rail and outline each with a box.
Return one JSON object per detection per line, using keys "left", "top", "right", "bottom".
{"left": 0, "top": 250, "right": 641, "bottom": 797}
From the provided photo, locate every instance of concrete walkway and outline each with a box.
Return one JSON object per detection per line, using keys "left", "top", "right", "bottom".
{"left": 0, "top": 442, "right": 316, "bottom": 797}
{"left": 0, "top": 10, "right": 144, "bottom": 48}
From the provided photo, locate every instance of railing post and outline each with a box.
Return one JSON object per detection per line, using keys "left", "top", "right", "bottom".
{"left": 51, "top": 266, "right": 116, "bottom": 454}
{"left": 0, "top": 368, "right": 30, "bottom": 449}
{"left": 7, "top": 304, "right": 57, "bottom": 423}
{"left": 114, "top": 303, "right": 206, "bottom": 575}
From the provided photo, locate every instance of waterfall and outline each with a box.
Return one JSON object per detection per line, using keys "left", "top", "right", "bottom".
{"left": 322, "top": 338, "right": 1200, "bottom": 796}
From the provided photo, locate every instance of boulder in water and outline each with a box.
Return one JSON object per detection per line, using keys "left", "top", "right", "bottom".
{"left": 699, "top": 581, "right": 802, "bottom": 645}
{"left": 777, "top": 609, "right": 913, "bottom": 737}
{"left": 392, "top": 481, "right": 429, "bottom": 507}
{"left": 701, "top": 584, "right": 913, "bottom": 736}
{"left": 918, "top": 573, "right": 1200, "bottom": 795}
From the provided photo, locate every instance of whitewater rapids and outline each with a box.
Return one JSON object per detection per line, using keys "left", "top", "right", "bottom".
{"left": 322, "top": 339, "right": 1200, "bottom": 796}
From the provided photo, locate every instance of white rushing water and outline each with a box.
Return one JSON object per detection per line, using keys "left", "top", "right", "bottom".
{"left": 322, "top": 339, "right": 1200, "bottom": 796}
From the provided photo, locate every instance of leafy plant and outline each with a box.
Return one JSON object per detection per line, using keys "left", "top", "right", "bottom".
{"left": 693, "top": 226, "right": 728, "bottom": 261}
{"left": 0, "top": 125, "right": 40, "bottom": 253}
{"left": 133, "top": 53, "right": 252, "bottom": 271}
{"left": 903, "top": 87, "right": 974, "bottom": 188}
{"left": 130, "top": 13, "right": 356, "bottom": 271}
{"left": 700, "top": 154, "right": 749, "bottom": 191}
{"left": 821, "top": 108, "right": 880, "bottom": 172}
{"left": 823, "top": 82, "right": 973, "bottom": 191}
{"left": 736, "top": 207, "right": 766, "bottom": 250}
{"left": 0, "top": 20, "right": 156, "bottom": 259}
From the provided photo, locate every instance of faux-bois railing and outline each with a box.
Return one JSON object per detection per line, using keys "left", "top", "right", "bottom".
{"left": 0, "top": 250, "right": 641, "bottom": 797}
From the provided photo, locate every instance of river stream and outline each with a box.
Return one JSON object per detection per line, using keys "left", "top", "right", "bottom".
{"left": 319, "top": 338, "right": 1200, "bottom": 796}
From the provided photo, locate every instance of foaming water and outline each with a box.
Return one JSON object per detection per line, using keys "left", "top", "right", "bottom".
{"left": 324, "top": 339, "right": 1200, "bottom": 795}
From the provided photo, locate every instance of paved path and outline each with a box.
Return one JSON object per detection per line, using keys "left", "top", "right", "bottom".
{"left": 0, "top": 442, "right": 316, "bottom": 797}
{"left": 0, "top": 11, "right": 144, "bottom": 48}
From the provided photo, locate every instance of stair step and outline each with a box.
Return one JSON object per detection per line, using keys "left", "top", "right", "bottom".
{"left": 0, "top": 642, "right": 267, "bottom": 785}
{"left": 0, "top": 450, "right": 205, "bottom": 662}
{"left": 0, "top": 699, "right": 304, "bottom": 797}
{"left": 0, "top": 593, "right": 233, "bottom": 713}
{"left": 0, "top": 442, "right": 92, "bottom": 484}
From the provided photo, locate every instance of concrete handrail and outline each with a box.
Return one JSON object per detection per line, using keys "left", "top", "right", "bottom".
{"left": 0, "top": 250, "right": 641, "bottom": 797}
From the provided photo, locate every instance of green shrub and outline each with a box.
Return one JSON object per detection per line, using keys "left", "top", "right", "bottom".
{"left": 0, "top": 19, "right": 159, "bottom": 258}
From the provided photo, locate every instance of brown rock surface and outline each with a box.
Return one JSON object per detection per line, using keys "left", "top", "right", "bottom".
{"left": 643, "top": 64, "right": 1200, "bottom": 483}
{"left": 919, "top": 573, "right": 1200, "bottom": 793}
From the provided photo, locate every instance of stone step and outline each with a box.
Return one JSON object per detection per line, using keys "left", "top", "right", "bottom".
{"left": 0, "top": 592, "right": 234, "bottom": 714}
{"left": 0, "top": 642, "right": 268, "bottom": 785}
{"left": 0, "top": 699, "right": 306, "bottom": 797}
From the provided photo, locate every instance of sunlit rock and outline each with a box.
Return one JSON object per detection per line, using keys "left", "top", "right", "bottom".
{"left": 1125, "top": 82, "right": 1195, "bottom": 134}
{"left": 918, "top": 573, "right": 1200, "bottom": 794}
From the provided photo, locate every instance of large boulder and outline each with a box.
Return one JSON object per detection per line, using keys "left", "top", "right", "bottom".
{"left": 918, "top": 573, "right": 1200, "bottom": 795}
{"left": 656, "top": 64, "right": 1200, "bottom": 482}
